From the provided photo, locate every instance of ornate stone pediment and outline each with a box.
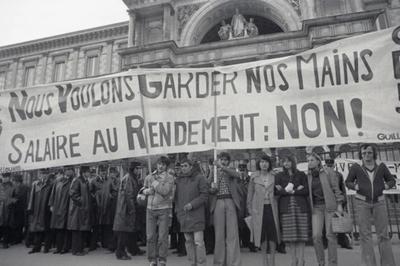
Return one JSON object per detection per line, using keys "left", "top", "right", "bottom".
{"left": 177, "top": 4, "right": 202, "bottom": 38}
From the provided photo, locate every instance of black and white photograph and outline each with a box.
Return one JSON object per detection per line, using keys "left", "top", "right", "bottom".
{"left": 0, "top": 0, "right": 400, "bottom": 265}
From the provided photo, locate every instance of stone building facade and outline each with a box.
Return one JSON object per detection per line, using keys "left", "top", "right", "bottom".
{"left": 0, "top": 0, "right": 399, "bottom": 166}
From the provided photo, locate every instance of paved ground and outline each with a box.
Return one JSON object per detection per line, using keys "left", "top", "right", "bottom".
{"left": 1, "top": 240, "right": 400, "bottom": 266}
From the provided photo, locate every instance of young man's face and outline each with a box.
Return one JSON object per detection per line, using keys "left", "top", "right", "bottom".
{"left": 361, "top": 146, "right": 374, "bottom": 163}
{"left": 157, "top": 162, "right": 167, "bottom": 173}
{"left": 99, "top": 170, "right": 107, "bottom": 179}
{"left": 83, "top": 171, "right": 91, "bottom": 179}
{"left": 109, "top": 171, "right": 117, "bottom": 179}
{"left": 181, "top": 163, "right": 192, "bottom": 175}
{"left": 65, "top": 169, "right": 74, "bottom": 178}
{"left": 219, "top": 157, "right": 230, "bottom": 167}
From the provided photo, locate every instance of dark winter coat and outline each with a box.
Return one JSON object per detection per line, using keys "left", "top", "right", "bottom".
{"left": 27, "top": 178, "right": 52, "bottom": 232}
{"left": 9, "top": 183, "right": 29, "bottom": 228}
{"left": 175, "top": 169, "right": 208, "bottom": 232}
{"left": 49, "top": 177, "right": 72, "bottom": 229}
{"left": 0, "top": 181, "right": 14, "bottom": 226}
{"left": 113, "top": 173, "right": 139, "bottom": 232}
{"left": 275, "top": 170, "right": 310, "bottom": 214}
{"left": 346, "top": 162, "right": 395, "bottom": 203}
{"left": 90, "top": 176, "right": 118, "bottom": 225}
{"left": 67, "top": 176, "right": 91, "bottom": 231}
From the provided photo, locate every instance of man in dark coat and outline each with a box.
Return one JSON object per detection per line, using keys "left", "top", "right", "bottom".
{"left": 90, "top": 164, "right": 118, "bottom": 251}
{"left": 9, "top": 173, "right": 29, "bottom": 245}
{"left": 49, "top": 166, "right": 74, "bottom": 254}
{"left": 27, "top": 168, "right": 53, "bottom": 254}
{"left": 175, "top": 159, "right": 208, "bottom": 266}
{"left": 113, "top": 162, "right": 142, "bottom": 260}
{"left": 0, "top": 172, "right": 14, "bottom": 248}
{"left": 68, "top": 165, "right": 91, "bottom": 256}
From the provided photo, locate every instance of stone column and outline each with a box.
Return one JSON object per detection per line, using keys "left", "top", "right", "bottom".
{"left": 302, "top": 0, "right": 316, "bottom": 19}
{"left": 105, "top": 41, "right": 113, "bottom": 73}
{"left": 127, "top": 9, "right": 136, "bottom": 47}
{"left": 352, "top": 0, "right": 364, "bottom": 12}
{"left": 72, "top": 48, "right": 80, "bottom": 79}
{"left": 163, "top": 4, "right": 173, "bottom": 41}
{"left": 40, "top": 53, "right": 48, "bottom": 84}
{"left": 10, "top": 59, "right": 19, "bottom": 89}
{"left": 392, "top": 0, "right": 400, "bottom": 8}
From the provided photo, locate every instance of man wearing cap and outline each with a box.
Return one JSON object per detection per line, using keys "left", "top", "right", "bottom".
{"left": 68, "top": 165, "right": 92, "bottom": 256}
{"left": 27, "top": 168, "right": 53, "bottom": 254}
{"left": 48, "top": 166, "right": 74, "bottom": 254}
{"left": 209, "top": 152, "right": 243, "bottom": 266}
{"left": 143, "top": 156, "right": 175, "bottom": 266}
{"left": 0, "top": 172, "right": 14, "bottom": 248}
{"left": 346, "top": 144, "right": 396, "bottom": 266}
{"left": 90, "top": 164, "right": 118, "bottom": 251}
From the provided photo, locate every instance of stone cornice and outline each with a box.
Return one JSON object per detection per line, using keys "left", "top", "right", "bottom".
{"left": 119, "top": 9, "right": 383, "bottom": 67}
{"left": 0, "top": 21, "right": 129, "bottom": 60}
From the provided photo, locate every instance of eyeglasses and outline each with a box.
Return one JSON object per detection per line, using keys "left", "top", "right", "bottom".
{"left": 181, "top": 164, "right": 190, "bottom": 168}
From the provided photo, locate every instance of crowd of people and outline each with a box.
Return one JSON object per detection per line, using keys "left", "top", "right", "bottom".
{"left": 0, "top": 143, "right": 397, "bottom": 266}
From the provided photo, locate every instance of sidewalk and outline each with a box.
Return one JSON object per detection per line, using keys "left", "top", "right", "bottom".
{"left": 1, "top": 240, "right": 399, "bottom": 266}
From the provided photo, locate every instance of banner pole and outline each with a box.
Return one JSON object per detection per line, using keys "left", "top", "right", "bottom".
{"left": 213, "top": 68, "right": 218, "bottom": 184}
{"left": 137, "top": 66, "right": 152, "bottom": 174}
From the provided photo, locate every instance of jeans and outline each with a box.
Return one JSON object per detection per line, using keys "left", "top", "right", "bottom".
{"left": 312, "top": 205, "right": 337, "bottom": 266}
{"left": 213, "top": 198, "right": 241, "bottom": 266}
{"left": 355, "top": 199, "right": 395, "bottom": 266}
{"left": 184, "top": 231, "right": 207, "bottom": 266}
{"left": 146, "top": 208, "right": 171, "bottom": 263}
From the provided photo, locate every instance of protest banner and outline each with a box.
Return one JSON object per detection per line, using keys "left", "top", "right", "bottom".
{"left": 1, "top": 26, "right": 400, "bottom": 171}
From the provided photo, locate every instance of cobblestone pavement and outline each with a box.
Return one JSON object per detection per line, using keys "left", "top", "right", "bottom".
{"left": 1, "top": 240, "right": 399, "bottom": 266}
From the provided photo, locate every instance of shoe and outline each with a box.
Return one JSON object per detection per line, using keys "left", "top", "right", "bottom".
{"left": 43, "top": 249, "right": 49, "bottom": 254}
{"left": 177, "top": 252, "right": 186, "bottom": 257}
{"left": 60, "top": 250, "right": 69, "bottom": 254}
{"left": 206, "top": 249, "right": 213, "bottom": 255}
{"left": 53, "top": 250, "right": 61, "bottom": 254}
{"left": 72, "top": 251, "right": 87, "bottom": 256}
{"left": 249, "top": 246, "right": 257, "bottom": 252}
{"left": 341, "top": 245, "right": 353, "bottom": 249}
{"left": 117, "top": 254, "right": 132, "bottom": 260}
{"left": 158, "top": 261, "right": 167, "bottom": 266}
{"left": 2, "top": 243, "right": 9, "bottom": 249}
{"left": 28, "top": 249, "right": 40, "bottom": 254}
{"left": 149, "top": 261, "right": 157, "bottom": 266}
{"left": 130, "top": 249, "right": 145, "bottom": 256}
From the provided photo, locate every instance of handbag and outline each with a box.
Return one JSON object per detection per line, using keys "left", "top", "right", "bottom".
{"left": 136, "top": 187, "right": 148, "bottom": 207}
{"left": 332, "top": 211, "right": 353, "bottom": 233}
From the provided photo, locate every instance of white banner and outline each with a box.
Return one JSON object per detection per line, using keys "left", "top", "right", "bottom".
{"left": 1, "top": 26, "right": 400, "bottom": 171}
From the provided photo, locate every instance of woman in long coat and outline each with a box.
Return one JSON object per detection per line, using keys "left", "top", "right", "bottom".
{"left": 247, "top": 155, "right": 280, "bottom": 266}
{"left": 307, "top": 153, "right": 344, "bottom": 266}
{"left": 275, "top": 155, "right": 310, "bottom": 266}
